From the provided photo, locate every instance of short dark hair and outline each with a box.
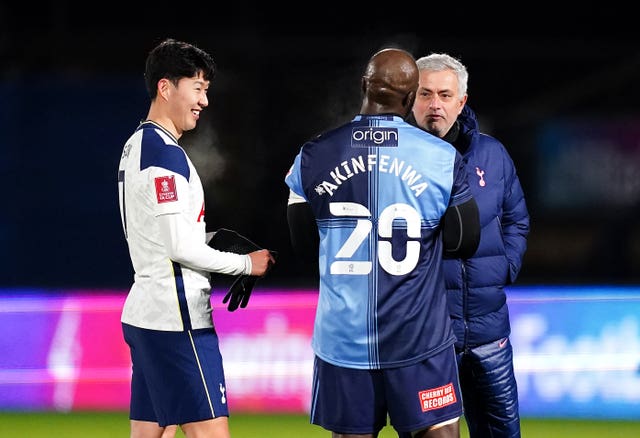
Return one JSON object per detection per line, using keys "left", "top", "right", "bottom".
{"left": 144, "top": 38, "right": 217, "bottom": 99}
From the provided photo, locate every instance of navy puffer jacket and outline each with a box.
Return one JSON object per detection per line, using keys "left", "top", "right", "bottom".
{"left": 444, "top": 106, "right": 530, "bottom": 349}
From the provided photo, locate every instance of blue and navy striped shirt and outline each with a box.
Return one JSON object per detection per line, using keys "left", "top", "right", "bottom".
{"left": 285, "top": 114, "right": 472, "bottom": 369}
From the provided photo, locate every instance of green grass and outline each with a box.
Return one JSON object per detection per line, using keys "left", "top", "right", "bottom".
{"left": 0, "top": 411, "right": 639, "bottom": 437}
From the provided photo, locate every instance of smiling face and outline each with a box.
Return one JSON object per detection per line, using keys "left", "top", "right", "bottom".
{"left": 149, "top": 71, "right": 210, "bottom": 139}
{"left": 164, "top": 72, "right": 210, "bottom": 136}
{"left": 412, "top": 69, "right": 466, "bottom": 138}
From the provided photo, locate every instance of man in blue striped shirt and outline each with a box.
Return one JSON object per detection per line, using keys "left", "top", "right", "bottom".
{"left": 285, "top": 48, "right": 480, "bottom": 438}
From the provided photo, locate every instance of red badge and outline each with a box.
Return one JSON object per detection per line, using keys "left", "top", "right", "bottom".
{"left": 418, "top": 383, "right": 457, "bottom": 412}
{"left": 154, "top": 175, "right": 178, "bottom": 203}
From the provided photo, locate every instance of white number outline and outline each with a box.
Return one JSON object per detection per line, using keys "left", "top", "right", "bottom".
{"left": 329, "top": 202, "right": 421, "bottom": 276}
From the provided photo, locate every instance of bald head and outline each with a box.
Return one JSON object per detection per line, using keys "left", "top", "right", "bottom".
{"left": 360, "top": 48, "right": 419, "bottom": 117}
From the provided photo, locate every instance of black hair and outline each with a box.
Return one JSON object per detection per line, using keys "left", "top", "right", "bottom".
{"left": 144, "top": 38, "right": 217, "bottom": 99}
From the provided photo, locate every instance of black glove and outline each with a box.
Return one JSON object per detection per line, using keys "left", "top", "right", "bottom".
{"left": 223, "top": 275, "right": 258, "bottom": 311}
{"left": 207, "top": 228, "right": 274, "bottom": 312}
{"left": 221, "top": 250, "right": 278, "bottom": 311}
{"left": 207, "top": 228, "right": 261, "bottom": 254}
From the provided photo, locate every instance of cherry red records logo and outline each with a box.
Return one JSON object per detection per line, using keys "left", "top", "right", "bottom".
{"left": 418, "top": 382, "right": 457, "bottom": 412}
{"left": 155, "top": 175, "right": 178, "bottom": 203}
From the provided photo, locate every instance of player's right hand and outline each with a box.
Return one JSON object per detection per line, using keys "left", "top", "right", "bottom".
{"left": 248, "top": 249, "right": 276, "bottom": 276}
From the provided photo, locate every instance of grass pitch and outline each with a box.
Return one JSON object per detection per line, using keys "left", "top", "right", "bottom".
{"left": 1, "top": 411, "right": 639, "bottom": 437}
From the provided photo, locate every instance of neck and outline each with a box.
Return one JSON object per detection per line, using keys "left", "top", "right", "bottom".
{"left": 360, "top": 99, "right": 407, "bottom": 118}
{"left": 442, "top": 121, "right": 460, "bottom": 144}
{"left": 146, "top": 106, "right": 180, "bottom": 139}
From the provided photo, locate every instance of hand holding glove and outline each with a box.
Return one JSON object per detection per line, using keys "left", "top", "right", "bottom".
{"left": 208, "top": 229, "right": 276, "bottom": 311}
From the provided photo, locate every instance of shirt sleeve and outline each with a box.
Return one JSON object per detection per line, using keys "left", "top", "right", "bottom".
{"left": 158, "top": 213, "right": 252, "bottom": 276}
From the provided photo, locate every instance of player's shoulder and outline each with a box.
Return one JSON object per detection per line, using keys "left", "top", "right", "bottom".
{"left": 137, "top": 122, "right": 178, "bottom": 146}
{"left": 402, "top": 122, "right": 456, "bottom": 153}
{"left": 137, "top": 124, "right": 190, "bottom": 178}
{"left": 299, "top": 120, "right": 351, "bottom": 151}
{"left": 315, "top": 120, "right": 352, "bottom": 141}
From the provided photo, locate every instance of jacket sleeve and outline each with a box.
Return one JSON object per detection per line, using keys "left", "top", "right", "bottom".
{"left": 501, "top": 151, "right": 530, "bottom": 284}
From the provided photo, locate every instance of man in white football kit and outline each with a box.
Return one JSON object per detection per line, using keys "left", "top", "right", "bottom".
{"left": 117, "top": 38, "right": 275, "bottom": 438}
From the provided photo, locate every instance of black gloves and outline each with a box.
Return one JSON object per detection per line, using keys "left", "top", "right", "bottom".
{"left": 207, "top": 228, "right": 274, "bottom": 311}
{"left": 223, "top": 275, "right": 258, "bottom": 311}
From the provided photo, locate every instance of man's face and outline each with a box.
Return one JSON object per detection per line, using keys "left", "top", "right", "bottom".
{"left": 167, "top": 72, "right": 210, "bottom": 135}
{"left": 412, "top": 69, "right": 466, "bottom": 138}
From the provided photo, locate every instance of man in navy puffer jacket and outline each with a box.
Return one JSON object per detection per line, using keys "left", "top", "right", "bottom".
{"left": 410, "top": 53, "right": 530, "bottom": 438}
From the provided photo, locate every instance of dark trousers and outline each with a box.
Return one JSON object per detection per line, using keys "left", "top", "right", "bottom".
{"left": 456, "top": 337, "right": 520, "bottom": 438}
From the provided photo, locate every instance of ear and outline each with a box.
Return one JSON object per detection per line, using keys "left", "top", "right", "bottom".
{"left": 157, "top": 78, "right": 172, "bottom": 101}
{"left": 402, "top": 90, "right": 416, "bottom": 112}
{"left": 361, "top": 77, "right": 367, "bottom": 95}
{"left": 458, "top": 94, "right": 468, "bottom": 114}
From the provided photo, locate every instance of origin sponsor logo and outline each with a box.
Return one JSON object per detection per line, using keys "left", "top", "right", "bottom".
{"left": 351, "top": 127, "right": 398, "bottom": 148}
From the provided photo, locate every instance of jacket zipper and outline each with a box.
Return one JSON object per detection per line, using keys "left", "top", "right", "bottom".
{"left": 461, "top": 260, "right": 470, "bottom": 353}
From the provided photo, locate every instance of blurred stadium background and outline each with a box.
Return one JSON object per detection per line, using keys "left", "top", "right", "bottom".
{"left": 1, "top": 3, "right": 639, "bottom": 436}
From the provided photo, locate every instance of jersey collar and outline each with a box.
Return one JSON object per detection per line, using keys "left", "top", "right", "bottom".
{"left": 137, "top": 120, "right": 178, "bottom": 143}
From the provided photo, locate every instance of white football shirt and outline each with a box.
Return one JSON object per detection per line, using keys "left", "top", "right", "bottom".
{"left": 118, "top": 121, "right": 250, "bottom": 331}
